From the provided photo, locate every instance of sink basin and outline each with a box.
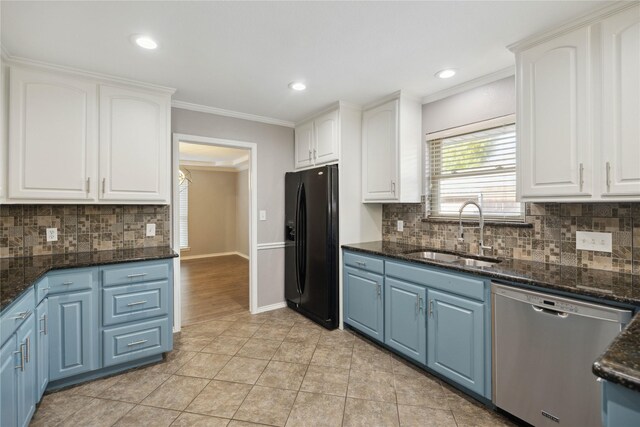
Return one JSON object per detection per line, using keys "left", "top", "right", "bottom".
{"left": 456, "top": 258, "right": 500, "bottom": 268}
{"left": 404, "top": 250, "right": 501, "bottom": 268}
{"left": 405, "top": 251, "right": 462, "bottom": 263}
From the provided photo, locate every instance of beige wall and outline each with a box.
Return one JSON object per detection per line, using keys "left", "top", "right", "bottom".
{"left": 172, "top": 108, "right": 294, "bottom": 308}
{"left": 183, "top": 169, "right": 238, "bottom": 256}
{"left": 236, "top": 169, "right": 249, "bottom": 256}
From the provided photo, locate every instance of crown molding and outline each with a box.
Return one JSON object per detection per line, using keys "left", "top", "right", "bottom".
{"left": 421, "top": 66, "right": 515, "bottom": 105}
{"left": 5, "top": 54, "right": 176, "bottom": 94}
{"left": 172, "top": 100, "right": 295, "bottom": 128}
{"left": 507, "top": 1, "right": 637, "bottom": 52}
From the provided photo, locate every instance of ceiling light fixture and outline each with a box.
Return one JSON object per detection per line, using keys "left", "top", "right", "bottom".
{"left": 435, "top": 69, "right": 457, "bottom": 79}
{"left": 133, "top": 35, "right": 158, "bottom": 50}
{"left": 289, "top": 81, "right": 307, "bottom": 91}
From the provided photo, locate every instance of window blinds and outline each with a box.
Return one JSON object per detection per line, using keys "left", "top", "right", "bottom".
{"left": 179, "top": 179, "right": 189, "bottom": 248}
{"left": 427, "top": 123, "right": 522, "bottom": 220}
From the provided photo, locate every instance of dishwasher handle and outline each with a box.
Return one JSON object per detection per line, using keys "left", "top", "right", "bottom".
{"left": 532, "top": 305, "right": 569, "bottom": 318}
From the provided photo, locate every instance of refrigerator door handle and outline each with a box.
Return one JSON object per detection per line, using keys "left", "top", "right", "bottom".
{"left": 294, "top": 182, "right": 302, "bottom": 295}
{"left": 299, "top": 183, "right": 307, "bottom": 295}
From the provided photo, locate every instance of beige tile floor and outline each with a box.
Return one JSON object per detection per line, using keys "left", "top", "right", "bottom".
{"left": 30, "top": 308, "right": 517, "bottom": 427}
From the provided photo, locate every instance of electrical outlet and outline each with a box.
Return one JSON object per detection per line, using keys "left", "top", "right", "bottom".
{"left": 576, "top": 231, "right": 612, "bottom": 252}
{"left": 146, "top": 223, "right": 156, "bottom": 237}
{"left": 397, "top": 220, "right": 404, "bottom": 232}
{"left": 259, "top": 210, "right": 267, "bottom": 221}
{"left": 46, "top": 228, "right": 58, "bottom": 242}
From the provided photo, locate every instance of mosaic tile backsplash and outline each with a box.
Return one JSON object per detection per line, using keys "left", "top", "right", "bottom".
{"left": 0, "top": 205, "right": 171, "bottom": 258}
{"left": 383, "top": 201, "right": 640, "bottom": 275}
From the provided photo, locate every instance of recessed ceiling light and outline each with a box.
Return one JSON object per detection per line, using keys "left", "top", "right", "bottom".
{"left": 289, "top": 82, "right": 307, "bottom": 91}
{"left": 435, "top": 69, "right": 457, "bottom": 79}
{"left": 133, "top": 35, "right": 158, "bottom": 50}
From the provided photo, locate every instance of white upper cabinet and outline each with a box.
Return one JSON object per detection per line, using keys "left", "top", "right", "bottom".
{"left": 517, "top": 26, "right": 592, "bottom": 199}
{"left": 99, "top": 85, "right": 170, "bottom": 203}
{"left": 294, "top": 120, "right": 314, "bottom": 169}
{"left": 512, "top": 3, "right": 640, "bottom": 202}
{"left": 5, "top": 63, "right": 174, "bottom": 204}
{"left": 600, "top": 6, "right": 640, "bottom": 198}
{"left": 362, "top": 92, "right": 421, "bottom": 203}
{"left": 294, "top": 106, "right": 340, "bottom": 169}
{"left": 8, "top": 67, "right": 97, "bottom": 201}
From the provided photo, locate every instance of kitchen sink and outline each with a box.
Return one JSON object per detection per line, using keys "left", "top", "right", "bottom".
{"left": 404, "top": 250, "right": 501, "bottom": 268}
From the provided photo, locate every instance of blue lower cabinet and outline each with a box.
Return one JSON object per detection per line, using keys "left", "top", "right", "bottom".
{"left": 16, "top": 313, "right": 37, "bottom": 427}
{"left": 384, "top": 278, "right": 427, "bottom": 363}
{"left": 49, "top": 289, "right": 99, "bottom": 381}
{"left": 427, "top": 289, "right": 485, "bottom": 395}
{"left": 344, "top": 266, "right": 384, "bottom": 342}
{"left": 601, "top": 379, "right": 640, "bottom": 427}
{"left": 103, "top": 317, "right": 171, "bottom": 367}
{"left": 0, "top": 335, "right": 18, "bottom": 427}
{"left": 36, "top": 298, "right": 49, "bottom": 401}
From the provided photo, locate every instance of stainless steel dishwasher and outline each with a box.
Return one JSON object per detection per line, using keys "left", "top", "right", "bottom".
{"left": 492, "top": 283, "right": 632, "bottom": 427}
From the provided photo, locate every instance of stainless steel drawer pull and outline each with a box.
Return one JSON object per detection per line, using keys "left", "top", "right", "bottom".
{"left": 126, "top": 300, "right": 148, "bottom": 307}
{"left": 14, "top": 346, "right": 24, "bottom": 371}
{"left": 10, "top": 310, "right": 31, "bottom": 320}
{"left": 127, "top": 339, "right": 148, "bottom": 347}
{"left": 355, "top": 261, "right": 367, "bottom": 267}
{"left": 41, "top": 287, "right": 50, "bottom": 291}
{"left": 62, "top": 281, "right": 74, "bottom": 285}
{"left": 40, "top": 314, "right": 48, "bottom": 335}
{"left": 25, "top": 337, "right": 30, "bottom": 363}
{"left": 127, "top": 273, "right": 148, "bottom": 278}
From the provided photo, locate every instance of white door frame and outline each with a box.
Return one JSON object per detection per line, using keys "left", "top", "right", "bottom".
{"left": 172, "top": 132, "right": 259, "bottom": 332}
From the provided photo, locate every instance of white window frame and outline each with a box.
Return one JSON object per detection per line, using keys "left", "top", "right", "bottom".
{"left": 425, "top": 114, "right": 523, "bottom": 221}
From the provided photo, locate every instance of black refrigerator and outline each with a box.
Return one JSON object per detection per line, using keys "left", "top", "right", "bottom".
{"left": 285, "top": 164, "right": 338, "bottom": 330}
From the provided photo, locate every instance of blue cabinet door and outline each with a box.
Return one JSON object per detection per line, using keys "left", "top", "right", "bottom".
{"left": 1, "top": 335, "right": 18, "bottom": 427}
{"left": 49, "top": 290, "right": 99, "bottom": 381}
{"left": 427, "top": 289, "right": 485, "bottom": 395}
{"left": 36, "top": 299, "right": 49, "bottom": 401}
{"left": 344, "top": 266, "right": 384, "bottom": 342}
{"left": 384, "top": 278, "right": 427, "bottom": 364}
{"left": 16, "top": 313, "right": 36, "bottom": 427}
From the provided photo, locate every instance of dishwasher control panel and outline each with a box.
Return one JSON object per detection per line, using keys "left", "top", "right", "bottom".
{"left": 523, "top": 294, "right": 578, "bottom": 313}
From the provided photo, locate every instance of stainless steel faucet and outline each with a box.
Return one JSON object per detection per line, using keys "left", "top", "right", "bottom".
{"left": 458, "top": 200, "right": 493, "bottom": 257}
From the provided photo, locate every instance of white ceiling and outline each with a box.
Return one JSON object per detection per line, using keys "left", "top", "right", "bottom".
{"left": 2, "top": 1, "right": 609, "bottom": 123}
{"left": 179, "top": 142, "right": 249, "bottom": 170}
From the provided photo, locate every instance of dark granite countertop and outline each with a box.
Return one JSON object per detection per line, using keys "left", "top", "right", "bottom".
{"left": 1, "top": 246, "right": 178, "bottom": 313}
{"left": 342, "top": 240, "right": 640, "bottom": 391}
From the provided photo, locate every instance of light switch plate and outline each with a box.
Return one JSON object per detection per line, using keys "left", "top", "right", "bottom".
{"left": 397, "top": 220, "right": 404, "bottom": 232}
{"left": 576, "top": 231, "right": 612, "bottom": 252}
{"left": 259, "top": 210, "right": 267, "bottom": 221}
{"left": 46, "top": 228, "right": 58, "bottom": 242}
{"left": 146, "top": 223, "right": 156, "bottom": 237}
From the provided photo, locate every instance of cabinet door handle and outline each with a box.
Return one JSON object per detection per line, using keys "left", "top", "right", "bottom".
{"left": 40, "top": 314, "right": 48, "bottom": 335}
{"left": 606, "top": 161, "right": 611, "bottom": 192}
{"left": 127, "top": 273, "right": 147, "bottom": 278}
{"left": 14, "top": 346, "right": 24, "bottom": 371}
{"left": 308, "top": 149, "right": 312, "bottom": 160}
{"left": 10, "top": 310, "right": 31, "bottom": 320}
{"left": 127, "top": 339, "right": 148, "bottom": 347}
{"left": 86, "top": 177, "right": 90, "bottom": 194}
{"left": 429, "top": 299, "right": 434, "bottom": 318}
{"left": 419, "top": 296, "right": 424, "bottom": 313}
{"left": 415, "top": 295, "right": 419, "bottom": 314}
{"left": 24, "top": 337, "right": 30, "bottom": 363}
{"left": 126, "top": 300, "right": 147, "bottom": 307}
{"left": 391, "top": 181, "right": 396, "bottom": 195}
{"left": 313, "top": 148, "right": 317, "bottom": 159}
{"left": 579, "top": 163, "right": 584, "bottom": 192}
{"left": 377, "top": 283, "right": 381, "bottom": 297}
{"left": 102, "top": 178, "right": 106, "bottom": 195}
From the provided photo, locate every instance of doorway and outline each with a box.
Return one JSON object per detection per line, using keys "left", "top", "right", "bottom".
{"left": 172, "top": 133, "right": 258, "bottom": 331}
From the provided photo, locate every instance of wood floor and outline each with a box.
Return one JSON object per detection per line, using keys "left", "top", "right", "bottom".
{"left": 180, "top": 255, "right": 249, "bottom": 325}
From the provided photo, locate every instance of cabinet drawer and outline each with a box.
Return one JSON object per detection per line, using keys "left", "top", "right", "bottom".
{"left": 102, "top": 262, "right": 169, "bottom": 287}
{"left": 103, "top": 281, "right": 169, "bottom": 326}
{"left": 0, "top": 288, "right": 35, "bottom": 347}
{"left": 344, "top": 252, "right": 384, "bottom": 274}
{"left": 35, "top": 277, "right": 49, "bottom": 304}
{"left": 386, "top": 261, "right": 485, "bottom": 301}
{"left": 48, "top": 269, "right": 96, "bottom": 294}
{"left": 103, "top": 318, "right": 170, "bottom": 367}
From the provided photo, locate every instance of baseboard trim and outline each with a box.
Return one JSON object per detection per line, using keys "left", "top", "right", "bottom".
{"left": 181, "top": 252, "right": 249, "bottom": 261}
{"left": 252, "top": 301, "right": 287, "bottom": 314}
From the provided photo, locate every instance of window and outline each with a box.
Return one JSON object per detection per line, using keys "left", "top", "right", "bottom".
{"left": 179, "top": 172, "right": 189, "bottom": 249}
{"left": 426, "top": 116, "right": 522, "bottom": 220}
